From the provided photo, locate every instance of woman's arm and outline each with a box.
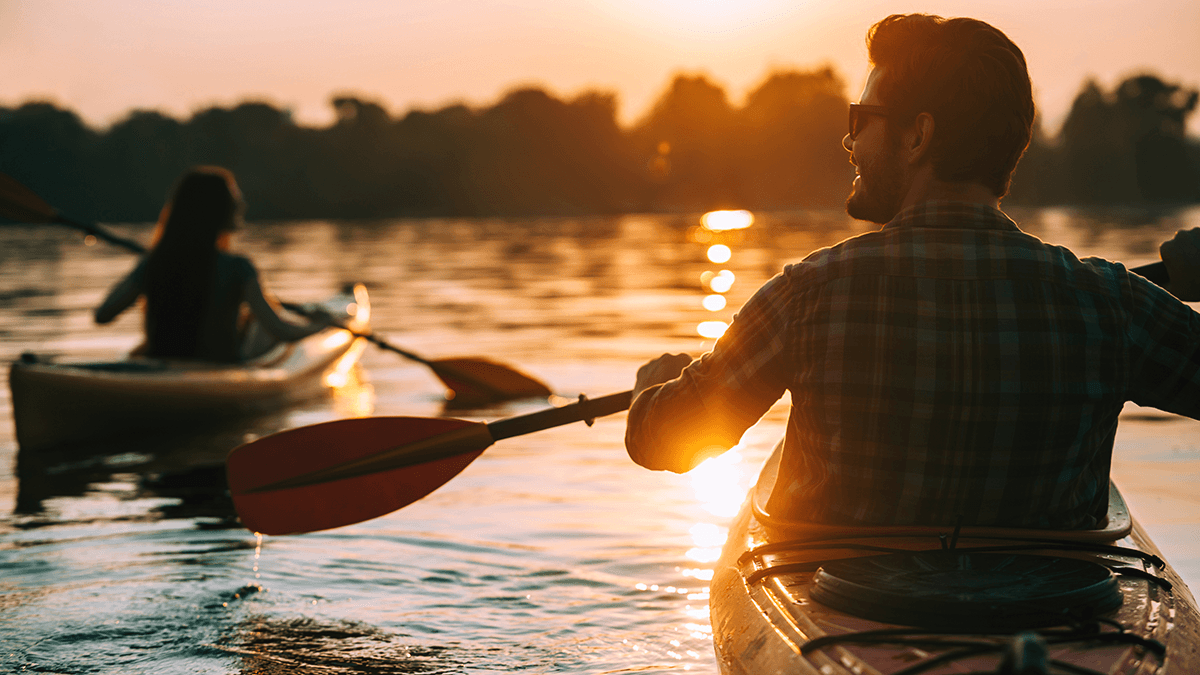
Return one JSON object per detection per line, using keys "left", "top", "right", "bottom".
{"left": 94, "top": 259, "right": 147, "bottom": 324}
{"left": 240, "top": 263, "right": 331, "bottom": 342}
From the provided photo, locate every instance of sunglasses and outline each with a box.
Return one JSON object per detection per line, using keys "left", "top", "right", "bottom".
{"left": 848, "top": 103, "right": 889, "bottom": 140}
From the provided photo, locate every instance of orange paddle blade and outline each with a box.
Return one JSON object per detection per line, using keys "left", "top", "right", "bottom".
{"left": 226, "top": 416, "right": 495, "bottom": 535}
{"left": 0, "top": 172, "right": 58, "bottom": 223}
{"left": 0, "top": 171, "right": 147, "bottom": 253}
{"left": 430, "top": 357, "right": 553, "bottom": 405}
{"left": 304, "top": 321, "right": 552, "bottom": 405}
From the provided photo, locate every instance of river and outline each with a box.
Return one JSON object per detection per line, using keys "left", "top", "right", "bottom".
{"left": 2, "top": 206, "right": 1198, "bottom": 673}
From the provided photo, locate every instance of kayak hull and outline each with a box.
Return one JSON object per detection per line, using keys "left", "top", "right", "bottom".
{"left": 8, "top": 285, "right": 370, "bottom": 452}
{"left": 711, "top": 442, "right": 1200, "bottom": 674}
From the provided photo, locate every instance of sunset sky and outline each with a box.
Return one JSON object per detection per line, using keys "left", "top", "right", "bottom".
{"left": 3, "top": 0, "right": 1199, "bottom": 136}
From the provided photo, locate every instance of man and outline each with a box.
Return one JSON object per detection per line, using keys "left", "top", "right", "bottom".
{"left": 624, "top": 14, "right": 1200, "bottom": 529}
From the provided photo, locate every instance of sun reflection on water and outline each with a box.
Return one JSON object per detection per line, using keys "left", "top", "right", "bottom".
{"left": 324, "top": 340, "right": 375, "bottom": 416}
{"left": 624, "top": 416, "right": 758, "bottom": 665}
{"left": 702, "top": 294, "right": 726, "bottom": 311}
{"left": 683, "top": 451, "right": 745, "bottom": 563}
{"left": 700, "top": 210, "right": 754, "bottom": 232}
{"left": 706, "top": 244, "right": 731, "bottom": 264}
{"left": 689, "top": 448, "right": 747, "bottom": 518}
{"left": 695, "top": 211, "right": 750, "bottom": 341}
{"left": 707, "top": 270, "right": 735, "bottom": 293}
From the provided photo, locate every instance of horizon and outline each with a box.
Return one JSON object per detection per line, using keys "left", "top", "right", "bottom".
{"left": 3, "top": 0, "right": 1199, "bottom": 137}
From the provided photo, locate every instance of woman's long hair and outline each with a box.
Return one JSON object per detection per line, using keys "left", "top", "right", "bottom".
{"left": 143, "top": 166, "right": 243, "bottom": 358}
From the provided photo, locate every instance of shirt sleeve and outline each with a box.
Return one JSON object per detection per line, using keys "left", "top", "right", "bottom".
{"left": 1125, "top": 270, "right": 1200, "bottom": 418}
{"left": 239, "top": 259, "right": 328, "bottom": 343}
{"left": 625, "top": 273, "right": 794, "bottom": 473}
{"left": 94, "top": 258, "right": 147, "bottom": 324}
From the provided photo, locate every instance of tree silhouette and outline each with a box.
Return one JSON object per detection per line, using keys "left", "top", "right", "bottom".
{"left": 631, "top": 74, "right": 739, "bottom": 211}
{"left": 735, "top": 67, "right": 853, "bottom": 209}
{"left": 0, "top": 102, "right": 97, "bottom": 218}
{"left": 1, "top": 69, "right": 1196, "bottom": 220}
{"left": 91, "top": 110, "right": 186, "bottom": 221}
{"left": 1040, "top": 73, "right": 1199, "bottom": 205}
{"left": 1118, "top": 75, "right": 1199, "bottom": 202}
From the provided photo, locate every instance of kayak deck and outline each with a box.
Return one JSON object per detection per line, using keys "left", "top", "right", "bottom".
{"left": 711, "top": 443, "right": 1200, "bottom": 674}
{"left": 8, "top": 284, "right": 370, "bottom": 451}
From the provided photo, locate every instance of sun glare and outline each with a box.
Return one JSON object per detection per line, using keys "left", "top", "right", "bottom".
{"left": 702, "top": 294, "right": 727, "bottom": 311}
{"left": 697, "top": 321, "right": 728, "bottom": 339}
{"left": 701, "top": 210, "right": 754, "bottom": 232}
{"left": 685, "top": 522, "right": 726, "bottom": 563}
{"left": 707, "top": 270, "right": 735, "bottom": 294}
{"left": 707, "top": 244, "right": 732, "bottom": 264}
{"left": 689, "top": 448, "right": 747, "bottom": 517}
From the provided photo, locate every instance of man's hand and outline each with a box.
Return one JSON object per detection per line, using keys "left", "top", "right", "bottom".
{"left": 1161, "top": 228, "right": 1200, "bottom": 301}
{"left": 632, "top": 353, "right": 695, "bottom": 400}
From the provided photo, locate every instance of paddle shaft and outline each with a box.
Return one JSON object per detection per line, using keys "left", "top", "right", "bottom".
{"left": 281, "top": 301, "right": 520, "bottom": 396}
{"left": 488, "top": 390, "right": 633, "bottom": 441}
{"left": 237, "top": 389, "right": 633, "bottom": 495}
{"left": 1133, "top": 261, "right": 1169, "bottom": 286}
{"left": 288, "top": 305, "right": 532, "bottom": 398}
{"left": 285, "top": 304, "right": 529, "bottom": 400}
{"left": 359, "top": 333, "right": 428, "bottom": 363}
{"left": 52, "top": 213, "right": 147, "bottom": 254}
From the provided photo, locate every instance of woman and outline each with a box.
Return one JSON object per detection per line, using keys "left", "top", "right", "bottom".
{"left": 95, "top": 166, "right": 329, "bottom": 362}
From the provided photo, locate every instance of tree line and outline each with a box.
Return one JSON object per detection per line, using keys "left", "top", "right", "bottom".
{"left": 1, "top": 68, "right": 1197, "bottom": 222}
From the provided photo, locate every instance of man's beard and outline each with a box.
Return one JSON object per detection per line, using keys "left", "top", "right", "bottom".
{"left": 846, "top": 137, "right": 906, "bottom": 224}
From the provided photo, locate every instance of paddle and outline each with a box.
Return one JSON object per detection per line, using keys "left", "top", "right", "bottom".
{"left": 1133, "top": 261, "right": 1169, "bottom": 286}
{"left": 0, "top": 171, "right": 553, "bottom": 404}
{"left": 226, "top": 390, "right": 633, "bottom": 535}
{"left": 0, "top": 172, "right": 147, "bottom": 254}
{"left": 284, "top": 302, "right": 552, "bottom": 405}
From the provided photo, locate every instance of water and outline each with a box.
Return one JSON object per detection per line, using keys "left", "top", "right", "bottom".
{"left": 2, "top": 207, "right": 1200, "bottom": 673}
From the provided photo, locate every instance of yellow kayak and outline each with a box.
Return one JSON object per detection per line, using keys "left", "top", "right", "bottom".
{"left": 711, "top": 441, "right": 1200, "bottom": 674}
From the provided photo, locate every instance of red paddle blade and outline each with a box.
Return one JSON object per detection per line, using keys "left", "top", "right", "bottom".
{"left": 226, "top": 416, "right": 495, "bottom": 535}
{"left": 430, "top": 357, "right": 552, "bottom": 405}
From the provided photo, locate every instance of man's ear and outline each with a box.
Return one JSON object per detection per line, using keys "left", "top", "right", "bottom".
{"left": 905, "top": 112, "right": 935, "bottom": 164}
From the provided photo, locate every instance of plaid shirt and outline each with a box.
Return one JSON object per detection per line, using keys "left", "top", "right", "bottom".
{"left": 626, "top": 201, "right": 1200, "bottom": 528}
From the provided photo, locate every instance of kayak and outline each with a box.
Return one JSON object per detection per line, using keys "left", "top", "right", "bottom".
{"left": 8, "top": 284, "right": 370, "bottom": 452}
{"left": 710, "top": 441, "right": 1200, "bottom": 674}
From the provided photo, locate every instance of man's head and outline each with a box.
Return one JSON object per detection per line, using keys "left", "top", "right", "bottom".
{"left": 844, "top": 14, "right": 1035, "bottom": 223}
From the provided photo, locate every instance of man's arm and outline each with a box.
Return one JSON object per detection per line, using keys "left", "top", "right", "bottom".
{"left": 1127, "top": 228, "right": 1200, "bottom": 419}
{"left": 240, "top": 262, "right": 331, "bottom": 342}
{"left": 625, "top": 274, "right": 793, "bottom": 473}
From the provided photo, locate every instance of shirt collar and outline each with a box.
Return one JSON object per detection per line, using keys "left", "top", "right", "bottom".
{"left": 882, "top": 200, "right": 1021, "bottom": 233}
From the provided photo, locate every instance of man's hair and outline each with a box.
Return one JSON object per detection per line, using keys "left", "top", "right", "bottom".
{"left": 867, "top": 14, "right": 1035, "bottom": 197}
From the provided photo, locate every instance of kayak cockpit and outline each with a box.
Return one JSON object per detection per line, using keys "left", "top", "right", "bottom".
{"left": 710, "top": 442, "right": 1198, "bottom": 674}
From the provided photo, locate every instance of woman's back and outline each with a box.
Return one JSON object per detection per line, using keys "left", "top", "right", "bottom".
{"left": 141, "top": 168, "right": 240, "bottom": 359}
{"left": 145, "top": 252, "right": 254, "bottom": 362}
{"left": 96, "top": 166, "right": 328, "bottom": 362}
